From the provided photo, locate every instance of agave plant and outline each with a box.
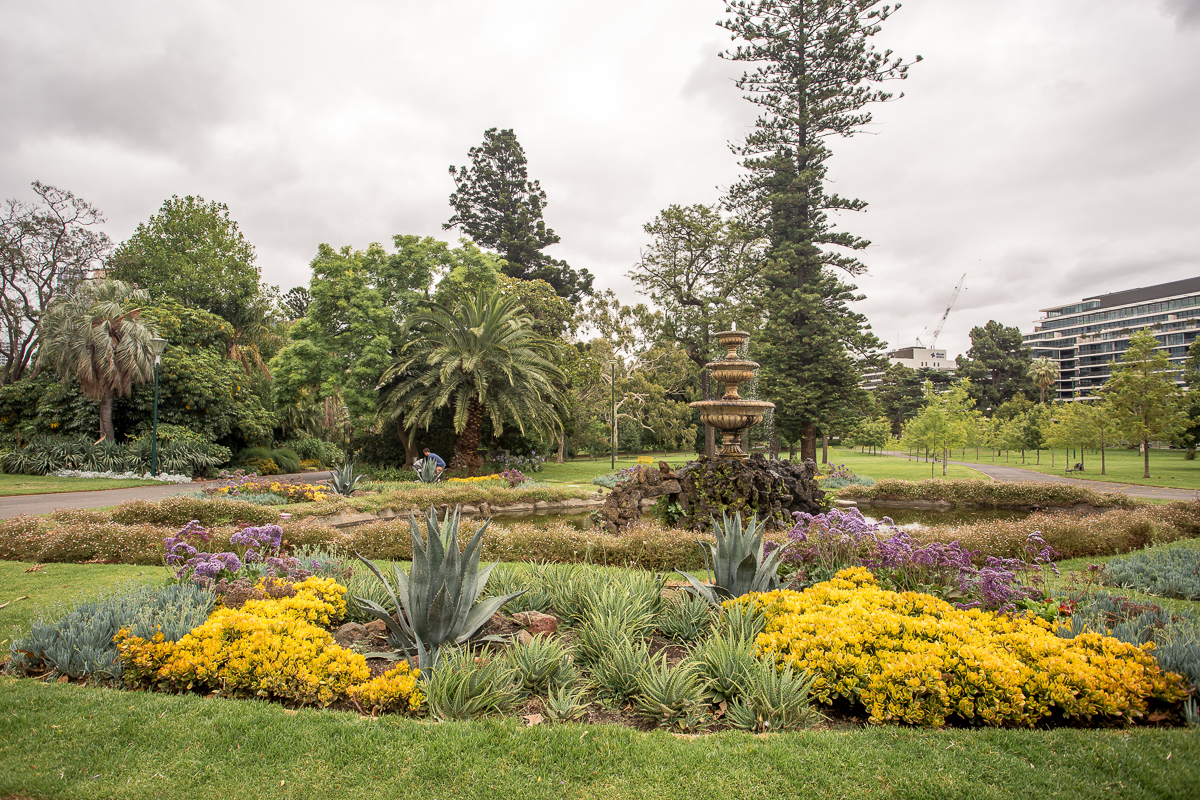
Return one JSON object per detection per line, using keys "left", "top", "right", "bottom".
{"left": 353, "top": 506, "right": 525, "bottom": 671}
{"left": 330, "top": 461, "right": 366, "bottom": 495}
{"left": 676, "top": 511, "right": 793, "bottom": 606}
{"left": 415, "top": 458, "right": 440, "bottom": 483}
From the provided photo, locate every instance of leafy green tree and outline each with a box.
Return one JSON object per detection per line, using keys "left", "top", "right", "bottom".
{"left": 446, "top": 128, "right": 593, "bottom": 303}
{"left": 271, "top": 244, "right": 396, "bottom": 443}
{"left": 1, "top": 182, "right": 111, "bottom": 385}
{"left": 380, "top": 287, "right": 565, "bottom": 470}
{"left": 629, "top": 203, "right": 765, "bottom": 456}
{"left": 1175, "top": 338, "right": 1200, "bottom": 460}
{"left": 901, "top": 380, "right": 976, "bottom": 476}
{"left": 106, "top": 195, "right": 262, "bottom": 322}
{"left": 137, "top": 297, "right": 273, "bottom": 447}
{"left": 955, "top": 321, "right": 1036, "bottom": 411}
{"left": 1028, "top": 356, "right": 1059, "bottom": 404}
{"left": 720, "top": 1, "right": 916, "bottom": 461}
{"left": 36, "top": 279, "right": 158, "bottom": 442}
{"left": 1101, "top": 329, "right": 1184, "bottom": 478}
{"left": 875, "top": 363, "right": 954, "bottom": 435}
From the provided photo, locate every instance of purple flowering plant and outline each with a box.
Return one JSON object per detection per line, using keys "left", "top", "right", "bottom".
{"left": 498, "top": 468, "right": 528, "bottom": 487}
{"left": 767, "top": 507, "right": 1060, "bottom": 613}
{"left": 164, "top": 519, "right": 308, "bottom": 587}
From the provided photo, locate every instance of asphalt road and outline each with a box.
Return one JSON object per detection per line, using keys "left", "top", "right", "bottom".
{"left": 0, "top": 471, "right": 335, "bottom": 520}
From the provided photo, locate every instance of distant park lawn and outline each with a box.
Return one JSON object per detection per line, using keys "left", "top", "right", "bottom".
{"left": 0, "top": 473, "right": 164, "bottom": 497}
{"left": 915, "top": 445, "right": 1200, "bottom": 491}
{"left": 536, "top": 449, "right": 984, "bottom": 486}
{"left": 821, "top": 447, "right": 985, "bottom": 482}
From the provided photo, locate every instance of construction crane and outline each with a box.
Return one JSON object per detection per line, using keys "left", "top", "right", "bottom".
{"left": 916, "top": 273, "right": 966, "bottom": 349}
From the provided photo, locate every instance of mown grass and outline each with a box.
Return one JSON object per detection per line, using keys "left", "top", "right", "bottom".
{"left": 918, "top": 445, "right": 1200, "bottom": 491}
{"left": 1, "top": 677, "right": 1197, "bottom": 800}
{"left": 823, "top": 447, "right": 985, "bottom": 482}
{"left": 0, "top": 473, "right": 162, "bottom": 496}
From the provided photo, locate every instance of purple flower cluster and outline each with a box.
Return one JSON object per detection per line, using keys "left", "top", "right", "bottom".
{"left": 492, "top": 450, "right": 546, "bottom": 474}
{"left": 163, "top": 520, "right": 307, "bottom": 587}
{"left": 769, "top": 508, "right": 1058, "bottom": 612}
{"left": 822, "top": 463, "right": 855, "bottom": 481}
{"left": 498, "top": 468, "right": 528, "bottom": 487}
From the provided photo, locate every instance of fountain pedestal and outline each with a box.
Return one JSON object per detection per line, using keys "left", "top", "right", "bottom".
{"left": 689, "top": 330, "right": 774, "bottom": 459}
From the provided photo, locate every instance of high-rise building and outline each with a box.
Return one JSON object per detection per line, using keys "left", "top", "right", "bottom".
{"left": 1023, "top": 276, "right": 1200, "bottom": 401}
{"left": 860, "top": 345, "right": 957, "bottom": 391}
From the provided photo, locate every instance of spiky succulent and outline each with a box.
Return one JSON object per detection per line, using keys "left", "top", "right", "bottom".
{"left": 353, "top": 505, "right": 525, "bottom": 671}
{"left": 330, "top": 461, "right": 366, "bottom": 495}
{"left": 676, "top": 511, "right": 792, "bottom": 606}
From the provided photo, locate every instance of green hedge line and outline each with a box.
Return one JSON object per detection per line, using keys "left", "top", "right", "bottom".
{"left": 843, "top": 479, "right": 1136, "bottom": 509}
{"left": 917, "top": 502, "right": 1200, "bottom": 561}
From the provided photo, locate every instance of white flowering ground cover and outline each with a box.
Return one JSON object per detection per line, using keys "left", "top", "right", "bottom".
{"left": 52, "top": 470, "right": 192, "bottom": 484}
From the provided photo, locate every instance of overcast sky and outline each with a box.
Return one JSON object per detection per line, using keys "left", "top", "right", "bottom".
{"left": 3, "top": 0, "right": 1198, "bottom": 359}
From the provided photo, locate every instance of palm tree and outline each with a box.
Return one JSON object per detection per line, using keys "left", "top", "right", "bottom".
{"left": 380, "top": 287, "right": 564, "bottom": 470}
{"left": 36, "top": 278, "right": 159, "bottom": 441}
{"left": 1028, "top": 357, "right": 1060, "bottom": 404}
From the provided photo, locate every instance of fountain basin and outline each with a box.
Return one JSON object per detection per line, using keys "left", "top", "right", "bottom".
{"left": 690, "top": 398, "right": 775, "bottom": 458}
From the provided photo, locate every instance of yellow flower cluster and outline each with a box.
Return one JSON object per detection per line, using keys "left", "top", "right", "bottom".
{"left": 115, "top": 577, "right": 418, "bottom": 710}
{"left": 446, "top": 475, "right": 504, "bottom": 484}
{"left": 267, "top": 482, "right": 328, "bottom": 503}
{"left": 240, "top": 576, "right": 347, "bottom": 626}
{"left": 347, "top": 662, "right": 424, "bottom": 714}
{"left": 731, "top": 567, "right": 1188, "bottom": 727}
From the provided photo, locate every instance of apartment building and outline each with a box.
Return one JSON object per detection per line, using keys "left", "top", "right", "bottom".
{"left": 1023, "top": 276, "right": 1200, "bottom": 400}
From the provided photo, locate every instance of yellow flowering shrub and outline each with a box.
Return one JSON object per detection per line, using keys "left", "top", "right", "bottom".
{"left": 348, "top": 662, "right": 424, "bottom": 714}
{"left": 239, "top": 576, "right": 346, "bottom": 625}
{"left": 732, "top": 567, "right": 1188, "bottom": 727}
{"left": 445, "top": 475, "right": 504, "bottom": 485}
{"left": 116, "top": 577, "right": 369, "bottom": 707}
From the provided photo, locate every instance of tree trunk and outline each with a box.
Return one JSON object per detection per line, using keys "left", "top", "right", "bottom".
{"left": 396, "top": 419, "right": 419, "bottom": 467}
{"left": 800, "top": 422, "right": 817, "bottom": 462}
{"left": 1143, "top": 435, "right": 1150, "bottom": 479}
{"left": 769, "top": 428, "right": 779, "bottom": 460}
{"left": 449, "top": 398, "right": 485, "bottom": 471}
{"left": 821, "top": 434, "right": 828, "bottom": 464}
{"left": 556, "top": 434, "right": 566, "bottom": 464}
{"left": 99, "top": 395, "right": 116, "bottom": 442}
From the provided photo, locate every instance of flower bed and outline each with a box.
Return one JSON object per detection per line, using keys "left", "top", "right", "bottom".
{"left": 736, "top": 568, "right": 1188, "bottom": 727}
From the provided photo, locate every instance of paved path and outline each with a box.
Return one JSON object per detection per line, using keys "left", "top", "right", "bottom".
{"left": 887, "top": 452, "right": 1199, "bottom": 502}
{"left": 0, "top": 472, "right": 335, "bottom": 520}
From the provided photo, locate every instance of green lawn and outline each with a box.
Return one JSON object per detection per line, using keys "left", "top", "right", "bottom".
{"left": 1, "top": 678, "right": 1197, "bottom": 800}
{"left": 0, "top": 473, "right": 164, "bottom": 496}
{"left": 922, "top": 446, "right": 1200, "bottom": 491}
{"left": 823, "top": 447, "right": 986, "bottom": 482}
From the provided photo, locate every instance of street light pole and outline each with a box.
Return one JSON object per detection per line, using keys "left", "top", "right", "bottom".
{"left": 610, "top": 361, "right": 616, "bottom": 471}
{"left": 148, "top": 337, "right": 168, "bottom": 476}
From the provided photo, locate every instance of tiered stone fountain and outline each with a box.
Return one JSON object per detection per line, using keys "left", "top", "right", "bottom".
{"left": 689, "top": 329, "right": 774, "bottom": 458}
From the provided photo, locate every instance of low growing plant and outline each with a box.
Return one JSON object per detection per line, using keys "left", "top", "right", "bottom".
{"left": 676, "top": 511, "right": 792, "bottom": 606}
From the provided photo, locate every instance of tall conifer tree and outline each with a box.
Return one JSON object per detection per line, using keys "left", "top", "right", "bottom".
{"left": 446, "top": 128, "right": 593, "bottom": 303}
{"left": 721, "top": 1, "right": 919, "bottom": 459}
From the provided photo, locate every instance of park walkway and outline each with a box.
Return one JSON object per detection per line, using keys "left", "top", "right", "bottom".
{"left": 0, "top": 471, "right": 334, "bottom": 520}
{"left": 884, "top": 451, "right": 1198, "bottom": 502}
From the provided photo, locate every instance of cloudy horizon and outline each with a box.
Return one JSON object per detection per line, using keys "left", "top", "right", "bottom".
{"left": 3, "top": 0, "right": 1198, "bottom": 359}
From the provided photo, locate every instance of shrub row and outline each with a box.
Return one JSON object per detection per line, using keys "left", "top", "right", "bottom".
{"left": 285, "top": 482, "right": 599, "bottom": 519}
{"left": 843, "top": 479, "right": 1136, "bottom": 509}
{"left": 916, "top": 502, "right": 1200, "bottom": 562}
{"left": 0, "top": 511, "right": 709, "bottom": 572}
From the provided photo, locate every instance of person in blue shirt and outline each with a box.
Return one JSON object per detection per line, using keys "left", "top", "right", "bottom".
{"left": 422, "top": 448, "right": 446, "bottom": 479}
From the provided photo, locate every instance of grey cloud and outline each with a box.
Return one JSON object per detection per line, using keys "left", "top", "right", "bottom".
{"left": 1161, "top": 0, "right": 1200, "bottom": 28}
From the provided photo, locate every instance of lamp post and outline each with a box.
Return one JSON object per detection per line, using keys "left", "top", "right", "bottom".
{"left": 148, "top": 337, "right": 168, "bottom": 476}
{"left": 610, "top": 361, "right": 617, "bottom": 471}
